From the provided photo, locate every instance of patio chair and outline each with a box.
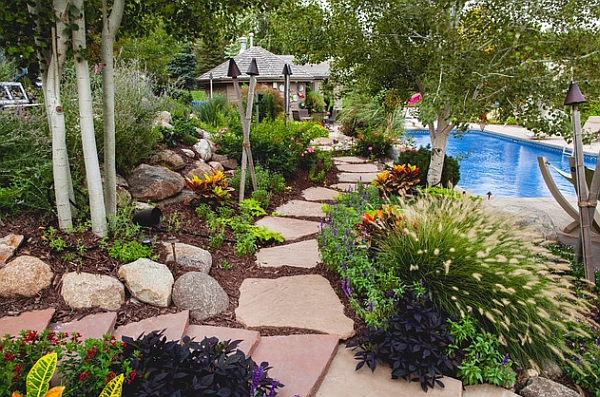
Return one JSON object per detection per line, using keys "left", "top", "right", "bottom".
{"left": 292, "top": 109, "right": 311, "bottom": 122}
{"left": 323, "top": 108, "right": 338, "bottom": 128}
{"left": 538, "top": 156, "right": 600, "bottom": 233}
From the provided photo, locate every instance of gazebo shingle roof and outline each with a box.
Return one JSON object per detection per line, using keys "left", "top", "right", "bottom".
{"left": 198, "top": 46, "right": 321, "bottom": 82}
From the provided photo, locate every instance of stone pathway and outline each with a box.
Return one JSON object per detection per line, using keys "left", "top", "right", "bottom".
{"left": 0, "top": 154, "right": 518, "bottom": 397}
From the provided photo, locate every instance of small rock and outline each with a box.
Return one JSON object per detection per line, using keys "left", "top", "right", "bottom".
{"left": 172, "top": 272, "right": 229, "bottom": 321}
{"left": 162, "top": 242, "right": 212, "bottom": 273}
{"left": 211, "top": 154, "right": 238, "bottom": 170}
{"left": 181, "top": 148, "right": 196, "bottom": 158}
{"left": 153, "top": 110, "right": 173, "bottom": 128}
{"left": 0, "top": 233, "right": 25, "bottom": 263}
{"left": 186, "top": 162, "right": 214, "bottom": 180}
{"left": 193, "top": 139, "right": 213, "bottom": 162}
{"left": 196, "top": 127, "right": 212, "bottom": 140}
{"left": 0, "top": 255, "right": 53, "bottom": 298}
{"left": 208, "top": 161, "right": 224, "bottom": 172}
{"left": 61, "top": 272, "right": 125, "bottom": 310}
{"left": 118, "top": 258, "right": 174, "bottom": 308}
{"left": 520, "top": 377, "right": 581, "bottom": 397}
{"left": 128, "top": 164, "right": 185, "bottom": 202}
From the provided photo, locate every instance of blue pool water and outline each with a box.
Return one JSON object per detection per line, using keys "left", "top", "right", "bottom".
{"left": 407, "top": 130, "right": 598, "bottom": 198}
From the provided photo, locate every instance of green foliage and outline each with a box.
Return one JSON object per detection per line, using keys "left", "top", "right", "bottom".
{"left": 239, "top": 198, "right": 267, "bottom": 217}
{"left": 194, "top": 94, "right": 231, "bottom": 127}
{"left": 0, "top": 109, "right": 53, "bottom": 215}
{"left": 395, "top": 145, "right": 460, "bottom": 188}
{"left": 448, "top": 317, "right": 517, "bottom": 388}
{"left": 229, "top": 165, "right": 286, "bottom": 198}
{"left": 338, "top": 90, "right": 405, "bottom": 137}
{"left": 166, "top": 47, "right": 197, "bottom": 90}
{"left": 106, "top": 240, "right": 156, "bottom": 263}
{"left": 304, "top": 89, "right": 325, "bottom": 113}
{"left": 560, "top": 321, "right": 600, "bottom": 396}
{"left": 371, "top": 164, "right": 420, "bottom": 198}
{"left": 159, "top": 115, "right": 201, "bottom": 148}
{"left": 248, "top": 225, "right": 284, "bottom": 244}
{"left": 256, "top": 85, "right": 284, "bottom": 121}
{"left": 299, "top": 146, "right": 333, "bottom": 184}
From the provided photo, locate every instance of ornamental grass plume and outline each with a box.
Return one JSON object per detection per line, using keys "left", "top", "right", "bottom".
{"left": 371, "top": 194, "right": 594, "bottom": 372}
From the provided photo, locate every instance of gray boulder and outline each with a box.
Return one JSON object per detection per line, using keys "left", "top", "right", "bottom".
{"left": 150, "top": 149, "right": 186, "bottom": 171}
{"left": 61, "top": 272, "right": 125, "bottom": 310}
{"left": 154, "top": 110, "right": 173, "bottom": 128}
{"left": 208, "top": 161, "right": 224, "bottom": 172}
{"left": 210, "top": 153, "right": 239, "bottom": 169}
{"left": 484, "top": 202, "right": 557, "bottom": 241}
{"left": 172, "top": 272, "right": 229, "bottom": 321}
{"left": 118, "top": 258, "right": 174, "bottom": 307}
{"left": 520, "top": 377, "right": 580, "bottom": 397}
{"left": 193, "top": 139, "right": 213, "bottom": 162}
{"left": 128, "top": 164, "right": 184, "bottom": 202}
{"left": 181, "top": 148, "right": 196, "bottom": 158}
{"left": 162, "top": 242, "right": 212, "bottom": 273}
{"left": 0, "top": 255, "right": 53, "bottom": 298}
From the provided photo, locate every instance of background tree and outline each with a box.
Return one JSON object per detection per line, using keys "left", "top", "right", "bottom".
{"left": 294, "top": 0, "right": 600, "bottom": 186}
{"left": 167, "top": 43, "right": 198, "bottom": 91}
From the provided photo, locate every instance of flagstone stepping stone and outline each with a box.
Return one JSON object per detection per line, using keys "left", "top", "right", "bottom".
{"left": 251, "top": 334, "right": 339, "bottom": 397}
{"left": 236, "top": 275, "right": 354, "bottom": 339}
{"left": 316, "top": 346, "right": 463, "bottom": 397}
{"left": 185, "top": 325, "right": 261, "bottom": 356}
{"left": 0, "top": 308, "right": 55, "bottom": 337}
{"left": 463, "top": 384, "right": 520, "bottom": 397}
{"left": 302, "top": 187, "right": 340, "bottom": 202}
{"left": 50, "top": 312, "right": 117, "bottom": 340}
{"left": 337, "top": 172, "right": 379, "bottom": 183}
{"left": 255, "top": 217, "right": 321, "bottom": 241}
{"left": 114, "top": 310, "right": 189, "bottom": 342}
{"left": 329, "top": 182, "right": 366, "bottom": 192}
{"left": 335, "top": 163, "right": 380, "bottom": 173}
{"left": 334, "top": 156, "right": 370, "bottom": 164}
{"left": 255, "top": 239, "right": 320, "bottom": 268}
{"left": 273, "top": 200, "right": 326, "bottom": 218}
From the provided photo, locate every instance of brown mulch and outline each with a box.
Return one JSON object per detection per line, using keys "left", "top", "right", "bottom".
{"left": 0, "top": 153, "right": 365, "bottom": 338}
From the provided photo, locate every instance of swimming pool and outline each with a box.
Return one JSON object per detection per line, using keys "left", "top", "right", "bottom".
{"left": 407, "top": 130, "right": 598, "bottom": 198}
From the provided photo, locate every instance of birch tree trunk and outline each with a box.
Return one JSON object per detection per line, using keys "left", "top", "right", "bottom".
{"left": 426, "top": 114, "right": 454, "bottom": 187}
{"left": 72, "top": 0, "right": 108, "bottom": 237}
{"left": 101, "top": 0, "right": 125, "bottom": 225}
{"left": 30, "top": 0, "right": 75, "bottom": 230}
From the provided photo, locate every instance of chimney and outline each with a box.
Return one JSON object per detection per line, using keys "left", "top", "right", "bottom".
{"left": 249, "top": 33, "right": 254, "bottom": 48}
{"left": 239, "top": 37, "right": 247, "bottom": 54}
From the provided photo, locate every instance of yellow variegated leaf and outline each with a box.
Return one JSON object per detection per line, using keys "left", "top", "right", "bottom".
{"left": 26, "top": 353, "right": 57, "bottom": 397}
{"left": 99, "top": 373, "right": 124, "bottom": 397}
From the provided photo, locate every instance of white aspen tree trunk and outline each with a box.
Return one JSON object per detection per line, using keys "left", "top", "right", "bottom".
{"left": 30, "top": 0, "right": 74, "bottom": 230}
{"left": 426, "top": 115, "right": 454, "bottom": 187}
{"left": 101, "top": 0, "right": 125, "bottom": 226}
{"left": 72, "top": 0, "right": 108, "bottom": 237}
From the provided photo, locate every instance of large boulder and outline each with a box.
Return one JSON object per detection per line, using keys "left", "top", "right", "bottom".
{"left": 162, "top": 242, "right": 212, "bottom": 273}
{"left": 172, "top": 272, "right": 229, "bottom": 321}
{"left": 150, "top": 149, "right": 186, "bottom": 171}
{"left": 128, "top": 164, "right": 184, "bottom": 202}
{"left": 0, "top": 255, "right": 53, "bottom": 298}
{"left": 520, "top": 377, "right": 580, "bottom": 397}
{"left": 484, "top": 202, "right": 557, "bottom": 242}
{"left": 118, "top": 258, "right": 174, "bottom": 308}
{"left": 210, "top": 154, "right": 238, "bottom": 170}
{"left": 61, "top": 272, "right": 125, "bottom": 310}
{"left": 193, "top": 139, "right": 213, "bottom": 162}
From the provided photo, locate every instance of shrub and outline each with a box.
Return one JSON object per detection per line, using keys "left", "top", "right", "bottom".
{"left": 120, "top": 330, "right": 283, "bottom": 397}
{"left": 371, "top": 164, "right": 420, "bottom": 198}
{"left": 195, "top": 94, "right": 231, "bottom": 127}
{"left": 160, "top": 115, "right": 201, "bottom": 148}
{"left": 352, "top": 127, "right": 398, "bottom": 160}
{"left": 349, "top": 289, "right": 455, "bottom": 392}
{"left": 395, "top": 144, "right": 460, "bottom": 188}
{"left": 256, "top": 85, "right": 284, "bottom": 121}
{"left": 304, "top": 90, "right": 325, "bottom": 113}
{"left": 185, "top": 169, "right": 235, "bottom": 207}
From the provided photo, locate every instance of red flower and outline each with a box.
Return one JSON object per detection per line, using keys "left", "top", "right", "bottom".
{"left": 128, "top": 369, "right": 137, "bottom": 385}
{"left": 4, "top": 352, "right": 14, "bottom": 361}
{"left": 79, "top": 372, "right": 89, "bottom": 381}
{"left": 86, "top": 347, "right": 95, "bottom": 361}
{"left": 104, "top": 371, "right": 116, "bottom": 384}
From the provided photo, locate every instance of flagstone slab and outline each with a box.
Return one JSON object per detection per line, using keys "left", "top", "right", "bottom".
{"left": 329, "top": 182, "right": 365, "bottom": 192}
{"left": 50, "top": 312, "right": 117, "bottom": 340}
{"left": 302, "top": 187, "right": 341, "bottom": 202}
{"left": 255, "top": 217, "right": 321, "bottom": 241}
{"left": 251, "top": 334, "right": 339, "bottom": 397}
{"left": 337, "top": 172, "right": 379, "bottom": 183}
{"left": 0, "top": 308, "right": 55, "bottom": 337}
{"left": 334, "top": 156, "right": 370, "bottom": 164}
{"left": 316, "top": 346, "right": 463, "bottom": 397}
{"left": 236, "top": 275, "right": 354, "bottom": 339}
{"left": 256, "top": 239, "right": 321, "bottom": 268}
{"left": 463, "top": 384, "right": 520, "bottom": 397}
{"left": 114, "top": 310, "right": 189, "bottom": 342}
{"left": 335, "top": 163, "right": 380, "bottom": 173}
{"left": 185, "top": 325, "right": 261, "bottom": 356}
{"left": 274, "top": 200, "right": 326, "bottom": 218}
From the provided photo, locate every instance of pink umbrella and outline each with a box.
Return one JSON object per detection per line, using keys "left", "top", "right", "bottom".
{"left": 407, "top": 93, "right": 422, "bottom": 105}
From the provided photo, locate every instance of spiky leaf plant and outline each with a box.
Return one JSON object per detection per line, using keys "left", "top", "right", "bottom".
{"left": 371, "top": 194, "right": 593, "bottom": 371}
